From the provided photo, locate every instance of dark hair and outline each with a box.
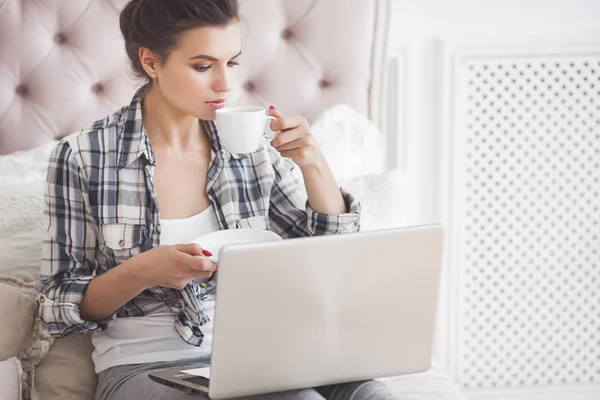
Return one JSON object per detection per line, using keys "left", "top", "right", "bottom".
{"left": 120, "top": 0, "right": 240, "bottom": 86}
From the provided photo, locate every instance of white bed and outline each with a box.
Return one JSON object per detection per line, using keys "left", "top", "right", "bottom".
{"left": 0, "top": 1, "right": 466, "bottom": 399}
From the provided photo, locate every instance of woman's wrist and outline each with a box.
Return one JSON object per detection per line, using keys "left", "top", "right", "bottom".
{"left": 300, "top": 155, "right": 347, "bottom": 215}
{"left": 120, "top": 251, "right": 153, "bottom": 292}
{"left": 298, "top": 150, "right": 328, "bottom": 175}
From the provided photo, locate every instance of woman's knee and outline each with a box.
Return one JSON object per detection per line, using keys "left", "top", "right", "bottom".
{"left": 316, "top": 380, "right": 396, "bottom": 400}
{"left": 244, "top": 387, "right": 324, "bottom": 400}
{"left": 348, "top": 380, "right": 396, "bottom": 400}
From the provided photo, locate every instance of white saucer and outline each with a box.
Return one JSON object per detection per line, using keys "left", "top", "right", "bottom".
{"left": 191, "top": 229, "right": 282, "bottom": 263}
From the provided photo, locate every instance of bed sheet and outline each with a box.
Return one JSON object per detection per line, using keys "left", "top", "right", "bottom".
{"left": 379, "top": 360, "right": 466, "bottom": 400}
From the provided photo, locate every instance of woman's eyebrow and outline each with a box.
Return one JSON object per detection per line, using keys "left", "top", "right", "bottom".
{"left": 189, "top": 50, "right": 242, "bottom": 61}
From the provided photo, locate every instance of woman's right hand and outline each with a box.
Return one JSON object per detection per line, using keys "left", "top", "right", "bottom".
{"left": 135, "top": 244, "right": 217, "bottom": 290}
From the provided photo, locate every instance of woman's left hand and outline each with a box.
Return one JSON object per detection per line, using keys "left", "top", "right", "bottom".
{"left": 268, "top": 105, "right": 325, "bottom": 169}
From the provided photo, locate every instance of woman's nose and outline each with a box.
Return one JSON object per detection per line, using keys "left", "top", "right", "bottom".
{"left": 213, "top": 66, "right": 233, "bottom": 93}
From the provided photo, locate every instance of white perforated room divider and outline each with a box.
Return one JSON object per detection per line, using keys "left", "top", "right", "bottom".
{"left": 452, "top": 54, "right": 600, "bottom": 391}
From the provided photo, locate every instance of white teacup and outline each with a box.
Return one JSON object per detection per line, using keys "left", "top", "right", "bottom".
{"left": 191, "top": 229, "right": 282, "bottom": 284}
{"left": 192, "top": 228, "right": 282, "bottom": 264}
{"left": 215, "top": 106, "right": 279, "bottom": 154}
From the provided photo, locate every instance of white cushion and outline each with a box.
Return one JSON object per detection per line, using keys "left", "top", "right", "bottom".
{"left": 0, "top": 141, "right": 58, "bottom": 187}
{"left": 0, "top": 141, "right": 57, "bottom": 275}
{"left": 0, "top": 182, "right": 47, "bottom": 275}
{"left": 311, "top": 104, "right": 385, "bottom": 181}
{"left": 339, "top": 169, "right": 412, "bottom": 231}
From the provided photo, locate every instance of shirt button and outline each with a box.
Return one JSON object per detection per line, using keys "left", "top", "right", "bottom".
{"left": 220, "top": 149, "right": 231, "bottom": 161}
{"left": 39, "top": 296, "right": 45, "bottom": 304}
{"left": 199, "top": 283, "right": 207, "bottom": 288}
{"left": 155, "top": 225, "right": 161, "bottom": 233}
{"left": 119, "top": 239, "right": 125, "bottom": 248}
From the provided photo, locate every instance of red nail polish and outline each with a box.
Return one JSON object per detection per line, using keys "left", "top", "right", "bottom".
{"left": 202, "top": 249, "right": 212, "bottom": 257}
{"left": 269, "top": 105, "right": 275, "bottom": 110}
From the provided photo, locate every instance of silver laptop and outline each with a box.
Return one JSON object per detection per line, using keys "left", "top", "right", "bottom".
{"left": 149, "top": 224, "right": 444, "bottom": 399}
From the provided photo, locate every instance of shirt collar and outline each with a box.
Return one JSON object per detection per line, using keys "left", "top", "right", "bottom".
{"left": 201, "top": 119, "right": 223, "bottom": 155}
{"left": 117, "top": 87, "right": 156, "bottom": 169}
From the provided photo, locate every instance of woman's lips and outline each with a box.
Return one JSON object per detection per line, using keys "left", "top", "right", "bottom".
{"left": 206, "top": 100, "right": 225, "bottom": 109}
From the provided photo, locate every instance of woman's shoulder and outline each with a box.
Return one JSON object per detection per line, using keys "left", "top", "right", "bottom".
{"left": 54, "top": 105, "right": 130, "bottom": 170}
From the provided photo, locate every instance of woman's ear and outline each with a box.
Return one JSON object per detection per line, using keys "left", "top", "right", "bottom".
{"left": 139, "top": 47, "right": 160, "bottom": 79}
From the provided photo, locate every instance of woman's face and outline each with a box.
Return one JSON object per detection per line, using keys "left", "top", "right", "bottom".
{"left": 154, "top": 21, "right": 242, "bottom": 121}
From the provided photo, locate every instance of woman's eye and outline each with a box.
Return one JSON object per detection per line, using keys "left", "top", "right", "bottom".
{"left": 228, "top": 61, "right": 240, "bottom": 67}
{"left": 193, "top": 65, "right": 211, "bottom": 72}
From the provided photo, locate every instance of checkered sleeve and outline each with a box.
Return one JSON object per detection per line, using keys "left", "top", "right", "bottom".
{"left": 268, "top": 148, "right": 361, "bottom": 238}
{"left": 39, "top": 140, "right": 114, "bottom": 337}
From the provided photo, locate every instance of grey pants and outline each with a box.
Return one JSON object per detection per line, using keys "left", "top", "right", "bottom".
{"left": 96, "top": 358, "right": 398, "bottom": 400}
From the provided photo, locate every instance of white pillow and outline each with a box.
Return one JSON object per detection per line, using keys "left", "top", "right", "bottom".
{"left": 0, "top": 357, "right": 22, "bottom": 400}
{"left": 311, "top": 104, "right": 385, "bottom": 181}
{"left": 339, "top": 169, "right": 411, "bottom": 231}
{"left": 0, "top": 182, "right": 47, "bottom": 275}
{"left": 0, "top": 141, "right": 58, "bottom": 187}
{"left": 0, "top": 141, "right": 57, "bottom": 275}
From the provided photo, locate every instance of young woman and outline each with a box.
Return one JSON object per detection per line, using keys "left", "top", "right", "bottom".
{"left": 39, "top": 1, "right": 397, "bottom": 399}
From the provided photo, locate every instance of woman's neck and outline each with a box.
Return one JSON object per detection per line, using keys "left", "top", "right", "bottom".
{"left": 141, "top": 85, "right": 202, "bottom": 152}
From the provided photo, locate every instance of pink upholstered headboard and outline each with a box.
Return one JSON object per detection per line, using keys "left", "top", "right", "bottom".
{"left": 0, "top": 0, "right": 389, "bottom": 155}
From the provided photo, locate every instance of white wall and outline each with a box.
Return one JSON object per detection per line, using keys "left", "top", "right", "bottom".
{"left": 386, "top": 2, "right": 600, "bottom": 400}
{"left": 390, "top": 0, "right": 600, "bottom": 37}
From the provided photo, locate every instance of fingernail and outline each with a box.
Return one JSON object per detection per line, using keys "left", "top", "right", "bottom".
{"left": 269, "top": 105, "right": 276, "bottom": 110}
{"left": 202, "top": 249, "right": 212, "bottom": 257}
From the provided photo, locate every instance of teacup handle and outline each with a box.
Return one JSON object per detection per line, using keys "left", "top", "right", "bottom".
{"left": 262, "top": 116, "right": 279, "bottom": 144}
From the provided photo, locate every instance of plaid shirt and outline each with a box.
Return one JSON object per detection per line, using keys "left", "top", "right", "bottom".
{"left": 39, "top": 89, "right": 361, "bottom": 345}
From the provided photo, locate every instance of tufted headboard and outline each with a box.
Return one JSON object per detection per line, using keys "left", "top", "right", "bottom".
{"left": 0, "top": 0, "right": 389, "bottom": 155}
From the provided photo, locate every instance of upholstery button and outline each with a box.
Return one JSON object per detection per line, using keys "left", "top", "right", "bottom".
{"left": 54, "top": 33, "right": 67, "bottom": 44}
{"left": 243, "top": 81, "right": 255, "bottom": 92}
{"left": 15, "top": 84, "right": 28, "bottom": 96}
{"left": 220, "top": 149, "right": 231, "bottom": 161}
{"left": 318, "top": 79, "right": 331, "bottom": 89}
{"left": 119, "top": 239, "right": 125, "bottom": 248}
{"left": 92, "top": 83, "right": 104, "bottom": 94}
{"left": 281, "top": 29, "right": 293, "bottom": 40}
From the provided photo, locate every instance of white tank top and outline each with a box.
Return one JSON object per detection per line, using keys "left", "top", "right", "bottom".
{"left": 91, "top": 205, "right": 220, "bottom": 373}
